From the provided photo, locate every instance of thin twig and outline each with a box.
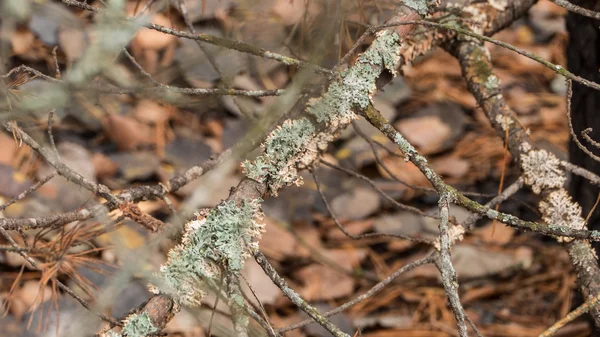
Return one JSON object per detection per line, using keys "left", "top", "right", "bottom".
{"left": 360, "top": 105, "right": 600, "bottom": 241}
{"left": 254, "top": 251, "right": 351, "bottom": 337}
{"left": 566, "top": 80, "right": 600, "bottom": 163}
{"left": 461, "top": 177, "right": 524, "bottom": 231}
{"left": 376, "top": 20, "right": 600, "bottom": 92}
{"left": 538, "top": 291, "right": 600, "bottom": 337}
{"left": 51, "top": 46, "right": 61, "bottom": 79}
{"left": 561, "top": 160, "right": 600, "bottom": 186}
{"left": 47, "top": 110, "right": 60, "bottom": 159}
{"left": 0, "top": 172, "right": 56, "bottom": 212}
{"left": 312, "top": 167, "right": 433, "bottom": 243}
{"left": 56, "top": 0, "right": 332, "bottom": 76}
{"left": 278, "top": 253, "right": 435, "bottom": 333}
{"left": 319, "top": 159, "right": 440, "bottom": 225}
{"left": 550, "top": 0, "right": 600, "bottom": 19}
{"left": 582, "top": 128, "right": 600, "bottom": 149}
{"left": 0, "top": 226, "right": 120, "bottom": 325}
{"left": 436, "top": 193, "right": 468, "bottom": 337}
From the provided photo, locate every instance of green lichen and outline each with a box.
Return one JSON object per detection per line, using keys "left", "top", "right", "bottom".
{"left": 308, "top": 30, "right": 402, "bottom": 124}
{"left": 243, "top": 118, "right": 315, "bottom": 194}
{"left": 404, "top": 0, "right": 430, "bottom": 16}
{"left": 160, "top": 199, "right": 264, "bottom": 306}
{"left": 122, "top": 313, "right": 157, "bottom": 337}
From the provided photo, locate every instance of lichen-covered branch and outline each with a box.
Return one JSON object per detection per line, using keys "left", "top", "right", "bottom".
{"left": 254, "top": 251, "right": 351, "bottom": 337}
{"left": 96, "top": 1, "right": 541, "bottom": 334}
{"left": 436, "top": 193, "right": 468, "bottom": 337}
{"left": 449, "top": 38, "right": 600, "bottom": 328}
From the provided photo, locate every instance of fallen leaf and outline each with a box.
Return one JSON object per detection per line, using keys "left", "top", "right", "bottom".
{"left": 477, "top": 221, "right": 516, "bottom": 245}
{"left": 92, "top": 152, "right": 119, "bottom": 179}
{"left": 109, "top": 151, "right": 160, "bottom": 181}
{"left": 327, "top": 219, "right": 373, "bottom": 240}
{"left": 373, "top": 212, "right": 435, "bottom": 240}
{"left": 134, "top": 99, "right": 171, "bottom": 124}
{"left": 296, "top": 249, "right": 367, "bottom": 301}
{"left": 396, "top": 116, "right": 451, "bottom": 155}
{"left": 260, "top": 218, "right": 299, "bottom": 261}
{"left": 58, "top": 28, "right": 88, "bottom": 63}
{"left": 330, "top": 187, "right": 381, "bottom": 221}
{"left": 378, "top": 157, "right": 430, "bottom": 188}
{"left": 10, "top": 29, "right": 35, "bottom": 57}
{"left": 451, "top": 245, "right": 520, "bottom": 280}
{"left": 241, "top": 258, "right": 281, "bottom": 306}
{"left": 102, "top": 114, "right": 154, "bottom": 151}
{"left": 0, "top": 132, "right": 17, "bottom": 165}
{"left": 131, "top": 13, "right": 176, "bottom": 50}
{"left": 430, "top": 155, "right": 470, "bottom": 179}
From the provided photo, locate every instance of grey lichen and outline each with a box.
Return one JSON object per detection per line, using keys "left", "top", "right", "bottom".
{"left": 540, "top": 189, "right": 586, "bottom": 242}
{"left": 100, "top": 331, "right": 122, "bottom": 337}
{"left": 485, "top": 74, "right": 500, "bottom": 91}
{"left": 393, "top": 131, "right": 418, "bottom": 159}
{"left": 160, "top": 199, "right": 264, "bottom": 306}
{"left": 243, "top": 118, "right": 315, "bottom": 195}
{"left": 245, "top": 30, "right": 404, "bottom": 196}
{"left": 494, "top": 114, "right": 513, "bottom": 131}
{"left": 521, "top": 149, "right": 566, "bottom": 194}
{"left": 122, "top": 312, "right": 157, "bottom": 337}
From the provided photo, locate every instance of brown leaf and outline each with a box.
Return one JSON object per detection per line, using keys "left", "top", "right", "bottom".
{"left": 477, "top": 221, "right": 516, "bottom": 245}
{"left": 260, "top": 218, "right": 299, "bottom": 261}
{"left": 330, "top": 187, "right": 381, "bottom": 221}
{"left": 58, "top": 28, "right": 88, "bottom": 63}
{"left": 10, "top": 30, "right": 35, "bottom": 57}
{"left": 378, "top": 157, "right": 430, "bottom": 188}
{"left": 395, "top": 116, "right": 451, "bottom": 155}
{"left": 92, "top": 152, "right": 119, "bottom": 179}
{"left": 327, "top": 219, "right": 373, "bottom": 240}
{"left": 296, "top": 249, "right": 367, "bottom": 301}
{"left": 131, "top": 13, "right": 176, "bottom": 50}
{"left": 241, "top": 258, "right": 281, "bottom": 306}
{"left": 451, "top": 245, "right": 521, "bottom": 280}
{"left": 102, "top": 114, "right": 154, "bottom": 151}
{"left": 0, "top": 132, "right": 17, "bottom": 166}
{"left": 430, "top": 155, "right": 470, "bottom": 179}
{"left": 134, "top": 99, "right": 172, "bottom": 124}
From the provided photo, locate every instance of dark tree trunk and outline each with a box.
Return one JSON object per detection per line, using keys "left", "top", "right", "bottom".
{"left": 567, "top": 0, "right": 600, "bottom": 245}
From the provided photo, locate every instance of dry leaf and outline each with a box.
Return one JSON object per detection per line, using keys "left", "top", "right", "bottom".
{"left": 396, "top": 116, "right": 451, "bottom": 155}
{"left": 58, "top": 28, "right": 88, "bottom": 63}
{"left": 430, "top": 155, "right": 470, "bottom": 179}
{"left": 132, "top": 14, "right": 176, "bottom": 51}
{"left": 296, "top": 249, "right": 367, "bottom": 301}
{"left": 259, "top": 218, "right": 299, "bottom": 261}
{"left": 102, "top": 114, "right": 154, "bottom": 151}
{"left": 478, "top": 221, "right": 516, "bottom": 245}
{"left": 134, "top": 99, "right": 171, "bottom": 124}
{"left": 241, "top": 258, "right": 281, "bottom": 306}
{"left": 330, "top": 187, "right": 381, "bottom": 221}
